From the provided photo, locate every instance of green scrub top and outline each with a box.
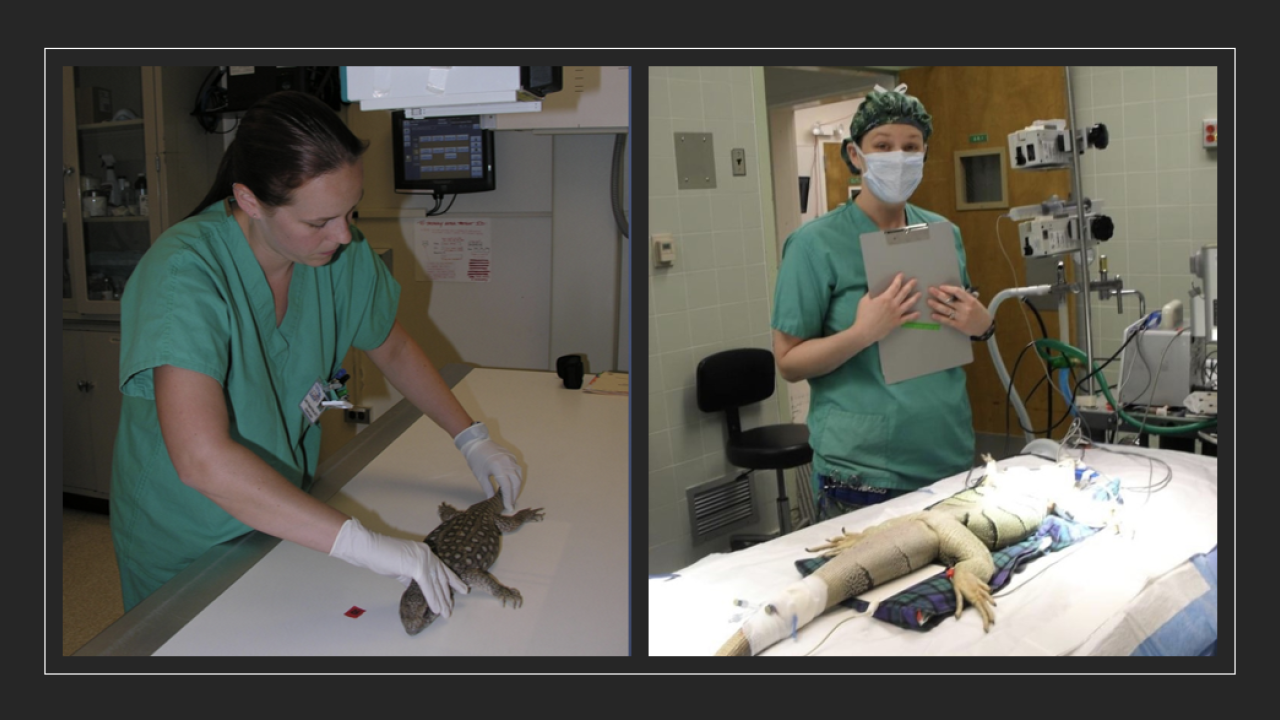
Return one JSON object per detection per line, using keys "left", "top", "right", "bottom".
{"left": 110, "top": 199, "right": 401, "bottom": 611}
{"left": 771, "top": 201, "right": 975, "bottom": 494}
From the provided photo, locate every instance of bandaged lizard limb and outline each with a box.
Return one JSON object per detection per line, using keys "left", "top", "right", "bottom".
{"left": 716, "top": 455, "right": 1107, "bottom": 656}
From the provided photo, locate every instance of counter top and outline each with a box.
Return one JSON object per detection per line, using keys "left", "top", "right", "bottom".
{"left": 75, "top": 365, "right": 629, "bottom": 656}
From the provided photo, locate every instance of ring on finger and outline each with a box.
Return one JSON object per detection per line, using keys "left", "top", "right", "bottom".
{"left": 949, "top": 310, "right": 957, "bottom": 320}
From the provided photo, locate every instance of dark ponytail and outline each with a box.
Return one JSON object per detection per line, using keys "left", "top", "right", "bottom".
{"left": 186, "top": 90, "right": 368, "bottom": 219}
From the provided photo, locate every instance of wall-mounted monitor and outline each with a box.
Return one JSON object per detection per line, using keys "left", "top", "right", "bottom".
{"left": 392, "top": 112, "right": 495, "bottom": 196}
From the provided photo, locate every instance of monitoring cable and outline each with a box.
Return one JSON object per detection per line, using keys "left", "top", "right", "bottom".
{"left": 1084, "top": 442, "right": 1174, "bottom": 498}
{"left": 803, "top": 608, "right": 874, "bottom": 656}
{"left": 1022, "top": 299, "right": 1057, "bottom": 431}
{"left": 1058, "top": 416, "right": 1089, "bottom": 454}
{"left": 1003, "top": 341, "right": 1039, "bottom": 446}
{"left": 1118, "top": 324, "right": 1154, "bottom": 407}
{"left": 1131, "top": 327, "right": 1188, "bottom": 438}
{"left": 423, "top": 190, "right": 458, "bottom": 217}
{"left": 305, "top": 66, "right": 342, "bottom": 110}
{"left": 1005, "top": 340, "right": 1082, "bottom": 439}
{"left": 1203, "top": 349, "right": 1218, "bottom": 389}
{"left": 1007, "top": 330, "right": 1143, "bottom": 441}
{"left": 192, "top": 66, "right": 237, "bottom": 134}
{"left": 1040, "top": 336, "right": 1215, "bottom": 437}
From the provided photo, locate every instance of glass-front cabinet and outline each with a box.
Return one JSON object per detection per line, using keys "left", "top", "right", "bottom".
{"left": 62, "top": 66, "right": 161, "bottom": 316}
{"left": 61, "top": 65, "right": 222, "bottom": 318}
{"left": 61, "top": 65, "right": 223, "bottom": 499}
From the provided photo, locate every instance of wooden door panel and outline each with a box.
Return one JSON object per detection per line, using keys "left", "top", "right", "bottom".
{"left": 899, "top": 66, "right": 1074, "bottom": 439}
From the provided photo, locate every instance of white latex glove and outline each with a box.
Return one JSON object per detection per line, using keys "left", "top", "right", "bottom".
{"left": 328, "top": 517, "right": 468, "bottom": 618}
{"left": 454, "top": 421, "right": 523, "bottom": 512}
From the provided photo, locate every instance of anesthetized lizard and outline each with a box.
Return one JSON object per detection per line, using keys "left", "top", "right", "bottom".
{"left": 715, "top": 455, "right": 1119, "bottom": 656}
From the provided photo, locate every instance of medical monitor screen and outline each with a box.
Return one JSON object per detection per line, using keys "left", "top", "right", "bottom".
{"left": 392, "top": 112, "right": 495, "bottom": 195}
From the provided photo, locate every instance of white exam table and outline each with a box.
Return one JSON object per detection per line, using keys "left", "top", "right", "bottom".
{"left": 76, "top": 366, "right": 629, "bottom": 656}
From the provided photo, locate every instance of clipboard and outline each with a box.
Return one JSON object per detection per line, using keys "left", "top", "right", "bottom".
{"left": 861, "top": 221, "right": 972, "bottom": 384}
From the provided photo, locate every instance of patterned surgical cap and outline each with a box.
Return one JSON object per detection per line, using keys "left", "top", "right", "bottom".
{"left": 848, "top": 83, "right": 932, "bottom": 144}
{"left": 843, "top": 84, "right": 933, "bottom": 175}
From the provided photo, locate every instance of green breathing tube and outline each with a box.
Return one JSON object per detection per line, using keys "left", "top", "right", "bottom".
{"left": 1032, "top": 338, "right": 1217, "bottom": 436}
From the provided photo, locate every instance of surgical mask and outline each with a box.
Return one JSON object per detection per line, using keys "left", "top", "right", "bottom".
{"left": 852, "top": 143, "right": 925, "bottom": 205}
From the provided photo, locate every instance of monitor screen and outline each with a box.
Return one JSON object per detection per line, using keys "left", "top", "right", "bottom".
{"left": 392, "top": 112, "right": 495, "bottom": 195}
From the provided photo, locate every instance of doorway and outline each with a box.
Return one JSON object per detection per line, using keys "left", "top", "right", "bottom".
{"left": 763, "top": 67, "right": 898, "bottom": 259}
{"left": 762, "top": 67, "right": 897, "bottom": 427}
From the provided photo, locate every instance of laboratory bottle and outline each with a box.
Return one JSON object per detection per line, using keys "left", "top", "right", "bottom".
{"left": 135, "top": 174, "right": 148, "bottom": 217}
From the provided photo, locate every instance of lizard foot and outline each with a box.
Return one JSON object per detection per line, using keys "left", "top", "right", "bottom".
{"left": 494, "top": 586, "right": 524, "bottom": 609}
{"left": 950, "top": 568, "right": 996, "bottom": 632}
{"left": 805, "top": 528, "right": 864, "bottom": 558}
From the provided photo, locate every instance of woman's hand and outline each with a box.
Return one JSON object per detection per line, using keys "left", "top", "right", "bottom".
{"left": 854, "top": 272, "right": 921, "bottom": 344}
{"left": 329, "top": 517, "right": 468, "bottom": 618}
{"left": 928, "top": 284, "right": 992, "bottom": 337}
{"left": 454, "top": 422, "right": 523, "bottom": 512}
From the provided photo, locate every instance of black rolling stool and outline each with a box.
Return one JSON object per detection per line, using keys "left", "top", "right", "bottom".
{"left": 696, "top": 348, "right": 813, "bottom": 547}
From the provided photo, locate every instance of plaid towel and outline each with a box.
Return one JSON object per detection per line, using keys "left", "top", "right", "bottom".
{"left": 795, "top": 511, "right": 1108, "bottom": 630}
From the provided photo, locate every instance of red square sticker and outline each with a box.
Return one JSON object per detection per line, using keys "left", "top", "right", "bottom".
{"left": 345, "top": 606, "right": 366, "bottom": 618}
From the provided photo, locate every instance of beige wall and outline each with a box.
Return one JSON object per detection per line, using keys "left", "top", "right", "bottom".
{"left": 320, "top": 89, "right": 629, "bottom": 457}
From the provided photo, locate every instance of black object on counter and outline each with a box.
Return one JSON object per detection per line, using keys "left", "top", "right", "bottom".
{"left": 556, "top": 354, "right": 584, "bottom": 389}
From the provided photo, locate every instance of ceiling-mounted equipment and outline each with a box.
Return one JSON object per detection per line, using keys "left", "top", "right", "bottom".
{"left": 224, "top": 66, "right": 345, "bottom": 113}
{"left": 341, "top": 66, "right": 562, "bottom": 117}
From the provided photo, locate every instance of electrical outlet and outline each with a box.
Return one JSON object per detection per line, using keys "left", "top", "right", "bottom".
{"left": 344, "top": 406, "right": 372, "bottom": 424}
{"left": 1202, "top": 118, "right": 1218, "bottom": 148}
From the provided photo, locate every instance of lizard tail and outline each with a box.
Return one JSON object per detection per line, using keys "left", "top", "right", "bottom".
{"left": 714, "top": 629, "right": 752, "bottom": 656}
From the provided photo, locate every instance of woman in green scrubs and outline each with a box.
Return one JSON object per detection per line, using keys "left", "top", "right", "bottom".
{"left": 771, "top": 85, "right": 995, "bottom": 514}
{"left": 111, "top": 91, "right": 523, "bottom": 616}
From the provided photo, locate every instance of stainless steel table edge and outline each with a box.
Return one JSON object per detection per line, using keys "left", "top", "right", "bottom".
{"left": 73, "top": 363, "right": 475, "bottom": 656}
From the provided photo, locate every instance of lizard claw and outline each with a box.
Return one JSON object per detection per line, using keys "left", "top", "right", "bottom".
{"left": 805, "top": 528, "right": 864, "bottom": 557}
{"left": 950, "top": 568, "right": 996, "bottom": 632}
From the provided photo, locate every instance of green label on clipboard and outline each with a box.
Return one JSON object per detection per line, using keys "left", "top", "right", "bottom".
{"left": 903, "top": 322, "right": 941, "bottom": 330}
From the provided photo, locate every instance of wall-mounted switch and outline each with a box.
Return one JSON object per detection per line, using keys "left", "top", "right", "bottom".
{"left": 653, "top": 232, "right": 676, "bottom": 267}
{"left": 731, "top": 148, "right": 746, "bottom": 176}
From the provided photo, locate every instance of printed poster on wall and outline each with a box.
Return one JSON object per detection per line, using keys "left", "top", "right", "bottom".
{"left": 413, "top": 218, "right": 492, "bottom": 282}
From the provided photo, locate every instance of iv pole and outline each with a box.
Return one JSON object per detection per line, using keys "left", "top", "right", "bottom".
{"left": 985, "top": 68, "right": 1112, "bottom": 442}
{"left": 1063, "top": 68, "right": 1096, "bottom": 395}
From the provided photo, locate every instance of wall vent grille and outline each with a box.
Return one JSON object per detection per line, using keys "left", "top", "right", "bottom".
{"left": 687, "top": 472, "right": 758, "bottom": 545}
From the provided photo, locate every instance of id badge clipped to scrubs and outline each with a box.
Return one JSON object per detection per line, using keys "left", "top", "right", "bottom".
{"left": 299, "top": 379, "right": 328, "bottom": 425}
{"left": 299, "top": 369, "right": 353, "bottom": 424}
